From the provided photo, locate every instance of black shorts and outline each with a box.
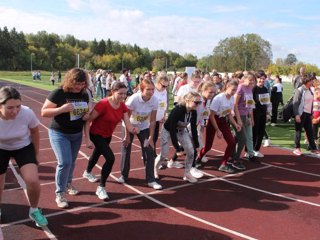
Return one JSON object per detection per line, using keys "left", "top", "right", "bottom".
{"left": 0, "top": 143, "right": 38, "bottom": 174}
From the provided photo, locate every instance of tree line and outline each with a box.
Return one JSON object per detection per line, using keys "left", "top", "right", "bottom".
{"left": 0, "top": 26, "right": 319, "bottom": 75}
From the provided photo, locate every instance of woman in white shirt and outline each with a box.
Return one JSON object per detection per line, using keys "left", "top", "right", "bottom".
{"left": 197, "top": 80, "right": 241, "bottom": 173}
{"left": 153, "top": 72, "right": 169, "bottom": 157}
{"left": 0, "top": 86, "right": 48, "bottom": 227}
{"left": 118, "top": 79, "right": 162, "bottom": 190}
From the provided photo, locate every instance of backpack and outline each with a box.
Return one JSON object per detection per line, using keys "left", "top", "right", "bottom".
{"left": 282, "top": 96, "right": 294, "bottom": 122}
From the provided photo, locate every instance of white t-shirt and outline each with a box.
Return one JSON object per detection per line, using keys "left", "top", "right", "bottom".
{"left": 210, "top": 92, "right": 234, "bottom": 118}
{"left": 153, "top": 88, "right": 167, "bottom": 121}
{"left": 197, "top": 97, "right": 211, "bottom": 126}
{"left": 126, "top": 92, "right": 158, "bottom": 130}
{"left": 177, "top": 84, "right": 198, "bottom": 98}
{"left": 0, "top": 105, "right": 40, "bottom": 150}
{"left": 119, "top": 74, "right": 128, "bottom": 87}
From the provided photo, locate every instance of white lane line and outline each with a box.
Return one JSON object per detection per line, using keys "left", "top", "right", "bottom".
{"left": 8, "top": 162, "right": 57, "bottom": 240}
{"left": 203, "top": 169, "right": 320, "bottom": 207}
{"left": 210, "top": 147, "right": 320, "bottom": 178}
{"left": 261, "top": 162, "right": 320, "bottom": 178}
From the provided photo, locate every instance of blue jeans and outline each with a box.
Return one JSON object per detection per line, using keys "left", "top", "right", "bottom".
{"left": 49, "top": 129, "right": 83, "bottom": 193}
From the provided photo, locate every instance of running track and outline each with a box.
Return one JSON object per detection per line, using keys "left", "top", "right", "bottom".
{"left": 0, "top": 80, "right": 319, "bottom": 240}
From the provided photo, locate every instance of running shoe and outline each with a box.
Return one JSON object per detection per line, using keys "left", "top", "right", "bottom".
{"left": 83, "top": 170, "right": 98, "bottom": 183}
{"left": 96, "top": 186, "right": 109, "bottom": 200}
{"left": 167, "top": 160, "right": 184, "bottom": 168}
{"left": 183, "top": 172, "right": 198, "bottom": 183}
{"left": 29, "top": 208, "right": 48, "bottom": 227}
{"left": 218, "top": 164, "right": 235, "bottom": 173}
{"left": 147, "top": 181, "right": 162, "bottom": 190}
{"left": 293, "top": 148, "right": 302, "bottom": 156}
{"left": 190, "top": 167, "right": 204, "bottom": 178}
{"left": 67, "top": 184, "right": 79, "bottom": 195}
{"left": 55, "top": 193, "right": 69, "bottom": 208}
{"left": 232, "top": 161, "right": 246, "bottom": 170}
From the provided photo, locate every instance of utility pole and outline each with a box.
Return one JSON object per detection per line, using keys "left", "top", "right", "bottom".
{"left": 244, "top": 55, "right": 247, "bottom": 71}
{"left": 77, "top": 54, "right": 80, "bottom": 68}
{"left": 31, "top": 54, "right": 33, "bottom": 72}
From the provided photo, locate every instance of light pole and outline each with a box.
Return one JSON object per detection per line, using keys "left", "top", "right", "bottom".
{"left": 76, "top": 54, "right": 80, "bottom": 68}
{"left": 31, "top": 53, "right": 33, "bottom": 72}
{"left": 244, "top": 55, "right": 247, "bottom": 71}
{"left": 122, "top": 56, "right": 124, "bottom": 70}
{"left": 165, "top": 58, "right": 167, "bottom": 72}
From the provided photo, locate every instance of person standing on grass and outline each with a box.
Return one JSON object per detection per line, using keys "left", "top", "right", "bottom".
{"left": 154, "top": 92, "right": 201, "bottom": 183}
{"left": 270, "top": 75, "right": 283, "bottom": 126}
{"left": 196, "top": 80, "right": 241, "bottom": 173}
{"left": 293, "top": 67, "right": 305, "bottom": 89}
{"left": 292, "top": 74, "right": 320, "bottom": 156}
{"left": 117, "top": 79, "right": 162, "bottom": 190}
{"left": 83, "top": 82, "right": 139, "bottom": 200}
{"left": 41, "top": 68, "right": 90, "bottom": 209}
{"left": 0, "top": 86, "right": 48, "bottom": 227}
{"left": 50, "top": 71, "right": 55, "bottom": 86}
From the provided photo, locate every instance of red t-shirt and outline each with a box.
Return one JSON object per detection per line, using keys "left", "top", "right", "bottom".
{"left": 90, "top": 98, "right": 128, "bottom": 137}
{"left": 313, "top": 99, "right": 320, "bottom": 119}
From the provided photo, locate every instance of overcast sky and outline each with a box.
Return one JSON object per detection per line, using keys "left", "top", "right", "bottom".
{"left": 1, "top": 0, "right": 319, "bottom": 67}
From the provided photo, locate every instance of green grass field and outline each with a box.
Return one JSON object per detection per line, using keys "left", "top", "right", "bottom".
{"left": 0, "top": 71, "right": 307, "bottom": 152}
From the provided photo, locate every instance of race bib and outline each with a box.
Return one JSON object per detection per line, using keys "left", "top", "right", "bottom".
{"left": 132, "top": 113, "right": 149, "bottom": 124}
{"left": 245, "top": 94, "right": 255, "bottom": 109}
{"left": 258, "top": 93, "right": 270, "bottom": 105}
{"left": 220, "top": 107, "right": 231, "bottom": 117}
{"left": 70, "top": 102, "right": 88, "bottom": 121}
{"left": 313, "top": 101, "right": 320, "bottom": 112}
{"left": 159, "top": 101, "right": 167, "bottom": 110}
{"left": 202, "top": 110, "right": 210, "bottom": 118}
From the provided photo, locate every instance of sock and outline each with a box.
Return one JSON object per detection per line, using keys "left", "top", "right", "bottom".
{"left": 29, "top": 207, "right": 38, "bottom": 214}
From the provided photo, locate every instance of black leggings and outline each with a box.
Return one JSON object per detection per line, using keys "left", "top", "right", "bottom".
{"left": 86, "top": 133, "right": 114, "bottom": 187}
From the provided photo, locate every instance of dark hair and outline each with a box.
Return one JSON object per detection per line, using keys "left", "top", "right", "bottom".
{"left": 309, "top": 72, "right": 317, "bottom": 80}
{"left": 212, "top": 73, "right": 219, "bottom": 77}
{"left": 302, "top": 74, "right": 314, "bottom": 85}
{"left": 122, "top": 68, "right": 128, "bottom": 74}
{"left": 111, "top": 81, "right": 127, "bottom": 91}
{"left": 256, "top": 70, "right": 267, "bottom": 79}
{"left": 0, "top": 86, "right": 21, "bottom": 105}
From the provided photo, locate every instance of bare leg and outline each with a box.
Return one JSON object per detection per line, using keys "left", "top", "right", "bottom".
{"left": 20, "top": 164, "right": 41, "bottom": 208}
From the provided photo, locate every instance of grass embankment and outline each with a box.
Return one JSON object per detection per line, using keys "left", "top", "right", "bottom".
{"left": 0, "top": 72, "right": 306, "bottom": 152}
{"left": 0, "top": 71, "right": 57, "bottom": 91}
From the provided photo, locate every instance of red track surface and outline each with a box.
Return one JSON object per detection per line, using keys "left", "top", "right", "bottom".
{"left": 0, "top": 81, "right": 319, "bottom": 240}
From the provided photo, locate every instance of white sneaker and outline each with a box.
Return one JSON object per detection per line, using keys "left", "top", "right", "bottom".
{"left": 201, "top": 156, "right": 209, "bottom": 163}
{"left": 55, "top": 193, "right": 69, "bottom": 208}
{"left": 83, "top": 170, "right": 98, "bottom": 183}
{"left": 254, "top": 151, "right": 264, "bottom": 157}
{"left": 190, "top": 167, "right": 204, "bottom": 179}
{"left": 243, "top": 152, "right": 249, "bottom": 158}
{"left": 148, "top": 181, "right": 162, "bottom": 190}
{"left": 271, "top": 123, "right": 276, "bottom": 127}
{"left": 67, "top": 184, "right": 79, "bottom": 195}
{"left": 117, "top": 176, "right": 126, "bottom": 184}
{"left": 96, "top": 186, "right": 109, "bottom": 200}
{"left": 263, "top": 139, "right": 270, "bottom": 147}
{"left": 167, "top": 160, "right": 184, "bottom": 168}
{"left": 183, "top": 172, "right": 198, "bottom": 183}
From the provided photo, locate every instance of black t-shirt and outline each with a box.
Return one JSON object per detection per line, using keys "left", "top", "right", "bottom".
{"left": 252, "top": 85, "right": 268, "bottom": 114}
{"left": 47, "top": 88, "right": 89, "bottom": 133}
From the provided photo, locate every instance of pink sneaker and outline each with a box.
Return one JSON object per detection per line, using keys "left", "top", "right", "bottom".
{"left": 293, "top": 148, "right": 302, "bottom": 156}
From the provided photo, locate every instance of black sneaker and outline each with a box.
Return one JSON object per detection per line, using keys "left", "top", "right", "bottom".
{"left": 249, "top": 156, "right": 261, "bottom": 164}
{"left": 219, "top": 164, "right": 235, "bottom": 173}
{"left": 226, "top": 160, "right": 233, "bottom": 165}
{"left": 232, "top": 161, "right": 246, "bottom": 170}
